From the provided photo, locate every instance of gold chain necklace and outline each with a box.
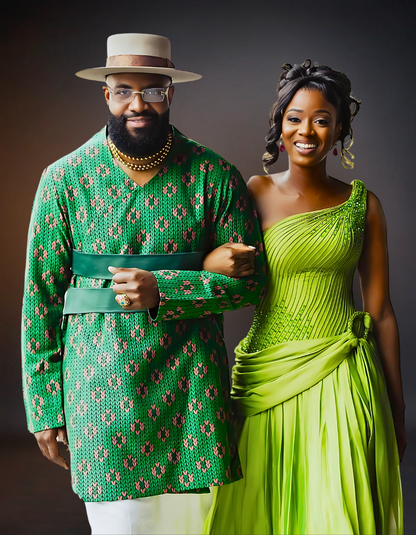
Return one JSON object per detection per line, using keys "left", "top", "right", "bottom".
{"left": 111, "top": 134, "right": 173, "bottom": 161}
{"left": 109, "top": 133, "right": 173, "bottom": 171}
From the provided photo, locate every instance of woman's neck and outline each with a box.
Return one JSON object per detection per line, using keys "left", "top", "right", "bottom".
{"left": 283, "top": 158, "right": 332, "bottom": 193}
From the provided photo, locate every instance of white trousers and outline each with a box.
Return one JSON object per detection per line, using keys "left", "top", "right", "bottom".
{"left": 85, "top": 492, "right": 212, "bottom": 535}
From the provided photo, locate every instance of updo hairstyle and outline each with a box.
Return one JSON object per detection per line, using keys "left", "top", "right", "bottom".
{"left": 263, "top": 60, "right": 361, "bottom": 171}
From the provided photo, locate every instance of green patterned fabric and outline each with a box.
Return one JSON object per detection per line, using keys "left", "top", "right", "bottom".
{"left": 204, "top": 180, "right": 403, "bottom": 534}
{"left": 22, "top": 126, "right": 266, "bottom": 502}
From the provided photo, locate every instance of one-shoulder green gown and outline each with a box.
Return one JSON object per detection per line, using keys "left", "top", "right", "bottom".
{"left": 204, "top": 180, "right": 403, "bottom": 534}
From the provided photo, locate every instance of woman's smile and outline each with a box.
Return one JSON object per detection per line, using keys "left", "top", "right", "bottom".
{"left": 294, "top": 141, "right": 318, "bottom": 154}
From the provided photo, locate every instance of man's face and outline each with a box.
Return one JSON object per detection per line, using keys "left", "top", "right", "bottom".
{"left": 103, "top": 73, "right": 174, "bottom": 157}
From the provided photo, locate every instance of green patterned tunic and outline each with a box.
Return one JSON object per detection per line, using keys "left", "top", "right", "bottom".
{"left": 22, "top": 126, "right": 266, "bottom": 502}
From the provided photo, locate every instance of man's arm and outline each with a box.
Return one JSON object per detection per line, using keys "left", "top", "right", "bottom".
{"left": 22, "top": 167, "right": 71, "bottom": 433}
{"left": 150, "top": 167, "right": 267, "bottom": 321}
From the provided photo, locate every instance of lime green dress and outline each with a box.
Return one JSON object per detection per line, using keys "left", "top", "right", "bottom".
{"left": 204, "top": 180, "right": 403, "bottom": 535}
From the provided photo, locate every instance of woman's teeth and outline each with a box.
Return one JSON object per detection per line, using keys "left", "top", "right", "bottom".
{"left": 295, "top": 142, "right": 317, "bottom": 149}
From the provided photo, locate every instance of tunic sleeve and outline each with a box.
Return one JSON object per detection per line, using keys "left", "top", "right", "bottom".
{"left": 22, "top": 167, "right": 72, "bottom": 433}
{"left": 151, "top": 167, "right": 267, "bottom": 321}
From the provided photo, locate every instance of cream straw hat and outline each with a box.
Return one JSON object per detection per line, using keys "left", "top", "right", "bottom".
{"left": 76, "top": 33, "right": 202, "bottom": 83}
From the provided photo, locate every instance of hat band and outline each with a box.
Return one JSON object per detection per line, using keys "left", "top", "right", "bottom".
{"left": 106, "top": 54, "right": 175, "bottom": 68}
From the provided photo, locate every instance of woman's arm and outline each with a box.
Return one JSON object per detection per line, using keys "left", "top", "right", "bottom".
{"left": 358, "top": 191, "right": 406, "bottom": 460}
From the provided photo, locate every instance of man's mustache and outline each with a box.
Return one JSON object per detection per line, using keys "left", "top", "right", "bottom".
{"left": 122, "top": 111, "right": 158, "bottom": 121}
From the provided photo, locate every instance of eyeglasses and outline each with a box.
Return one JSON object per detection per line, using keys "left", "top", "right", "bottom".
{"left": 107, "top": 85, "right": 171, "bottom": 104}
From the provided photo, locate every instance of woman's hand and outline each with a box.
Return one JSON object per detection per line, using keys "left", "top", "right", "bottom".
{"left": 109, "top": 266, "right": 160, "bottom": 310}
{"left": 392, "top": 406, "right": 407, "bottom": 461}
{"left": 203, "top": 243, "right": 256, "bottom": 278}
{"left": 34, "top": 427, "right": 69, "bottom": 470}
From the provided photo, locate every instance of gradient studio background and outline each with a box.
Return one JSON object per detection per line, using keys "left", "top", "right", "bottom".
{"left": 1, "top": 0, "right": 415, "bottom": 533}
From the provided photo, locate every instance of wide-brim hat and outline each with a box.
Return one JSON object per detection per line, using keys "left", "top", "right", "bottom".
{"left": 76, "top": 33, "right": 202, "bottom": 83}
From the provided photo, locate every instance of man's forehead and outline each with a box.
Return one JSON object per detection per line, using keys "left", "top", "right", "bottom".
{"left": 106, "top": 72, "right": 171, "bottom": 88}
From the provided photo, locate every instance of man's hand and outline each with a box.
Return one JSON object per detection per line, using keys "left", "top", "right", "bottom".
{"left": 203, "top": 243, "right": 256, "bottom": 278}
{"left": 34, "top": 427, "right": 69, "bottom": 470}
{"left": 109, "top": 266, "right": 160, "bottom": 310}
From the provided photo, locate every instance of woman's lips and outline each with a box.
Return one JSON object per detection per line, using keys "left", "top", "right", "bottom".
{"left": 294, "top": 141, "right": 318, "bottom": 154}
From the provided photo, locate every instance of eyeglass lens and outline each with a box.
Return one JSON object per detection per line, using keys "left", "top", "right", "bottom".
{"left": 111, "top": 88, "right": 167, "bottom": 103}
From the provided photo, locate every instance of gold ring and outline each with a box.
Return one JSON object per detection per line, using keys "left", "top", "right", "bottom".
{"left": 115, "top": 293, "right": 131, "bottom": 307}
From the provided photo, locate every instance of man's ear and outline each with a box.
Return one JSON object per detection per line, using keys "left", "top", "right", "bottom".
{"left": 168, "top": 85, "right": 175, "bottom": 106}
{"left": 103, "top": 85, "right": 110, "bottom": 106}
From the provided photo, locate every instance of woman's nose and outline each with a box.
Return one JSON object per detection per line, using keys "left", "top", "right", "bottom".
{"left": 298, "top": 120, "right": 315, "bottom": 136}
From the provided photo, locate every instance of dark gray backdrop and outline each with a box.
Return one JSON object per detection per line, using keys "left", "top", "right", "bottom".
{"left": 1, "top": 0, "right": 415, "bottom": 529}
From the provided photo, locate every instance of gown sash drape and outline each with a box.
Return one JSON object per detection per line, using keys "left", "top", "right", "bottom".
{"left": 232, "top": 311, "right": 373, "bottom": 417}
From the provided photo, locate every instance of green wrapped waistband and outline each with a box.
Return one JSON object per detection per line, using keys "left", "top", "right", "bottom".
{"left": 64, "top": 287, "right": 147, "bottom": 314}
{"left": 64, "top": 249, "right": 206, "bottom": 314}
{"left": 72, "top": 249, "right": 206, "bottom": 279}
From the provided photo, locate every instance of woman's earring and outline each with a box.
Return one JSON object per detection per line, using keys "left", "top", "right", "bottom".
{"left": 341, "top": 137, "right": 355, "bottom": 170}
{"left": 279, "top": 135, "right": 285, "bottom": 152}
{"left": 333, "top": 144, "right": 338, "bottom": 156}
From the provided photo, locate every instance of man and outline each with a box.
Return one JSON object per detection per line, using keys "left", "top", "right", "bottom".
{"left": 22, "top": 33, "right": 266, "bottom": 534}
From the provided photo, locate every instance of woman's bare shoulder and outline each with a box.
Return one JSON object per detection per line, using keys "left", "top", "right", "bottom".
{"left": 366, "top": 190, "right": 385, "bottom": 217}
{"left": 247, "top": 172, "right": 284, "bottom": 196}
{"left": 247, "top": 174, "right": 271, "bottom": 193}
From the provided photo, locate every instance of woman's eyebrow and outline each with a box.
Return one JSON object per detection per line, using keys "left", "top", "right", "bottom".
{"left": 286, "top": 108, "right": 332, "bottom": 115}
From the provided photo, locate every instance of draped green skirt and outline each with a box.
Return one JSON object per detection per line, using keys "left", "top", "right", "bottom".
{"left": 204, "top": 312, "right": 403, "bottom": 534}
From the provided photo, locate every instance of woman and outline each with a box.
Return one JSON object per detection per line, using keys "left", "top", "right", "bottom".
{"left": 202, "top": 60, "right": 405, "bottom": 534}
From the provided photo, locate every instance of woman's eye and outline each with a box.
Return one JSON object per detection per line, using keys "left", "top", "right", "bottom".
{"left": 287, "top": 117, "right": 301, "bottom": 123}
{"left": 116, "top": 90, "right": 131, "bottom": 96}
{"left": 315, "top": 119, "right": 329, "bottom": 125}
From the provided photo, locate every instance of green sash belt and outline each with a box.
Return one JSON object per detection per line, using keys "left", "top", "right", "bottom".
{"left": 231, "top": 311, "right": 373, "bottom": 417}
{"left": 64, "top": 287, "right": 143, "bottom": 314}
{"left": 72, "top": 249, "right": 206, "bottom": 279}
{"left": 64, "top": 249, "right": 206, "bottom": 315}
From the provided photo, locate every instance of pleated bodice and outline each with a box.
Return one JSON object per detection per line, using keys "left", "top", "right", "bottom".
{"left": 243, "top": 180, "right": 366, "bottom": 352}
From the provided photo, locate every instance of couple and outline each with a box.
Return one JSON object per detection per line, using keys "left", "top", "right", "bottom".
{"left": 22, "top": 33, "right": 404, "bottom": 534}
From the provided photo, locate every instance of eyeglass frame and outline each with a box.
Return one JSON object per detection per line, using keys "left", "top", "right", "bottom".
{"left": 106, "top": 84, "right": 172, "bottom": 104}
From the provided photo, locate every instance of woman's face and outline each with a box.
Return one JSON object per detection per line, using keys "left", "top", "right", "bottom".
{"left": 281, "top": 88, "right": 342, "bottom": 168}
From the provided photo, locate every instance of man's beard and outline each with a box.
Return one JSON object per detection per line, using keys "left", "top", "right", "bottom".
{"left": 108, "top": 108, "right": 171, "bottom": 158}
